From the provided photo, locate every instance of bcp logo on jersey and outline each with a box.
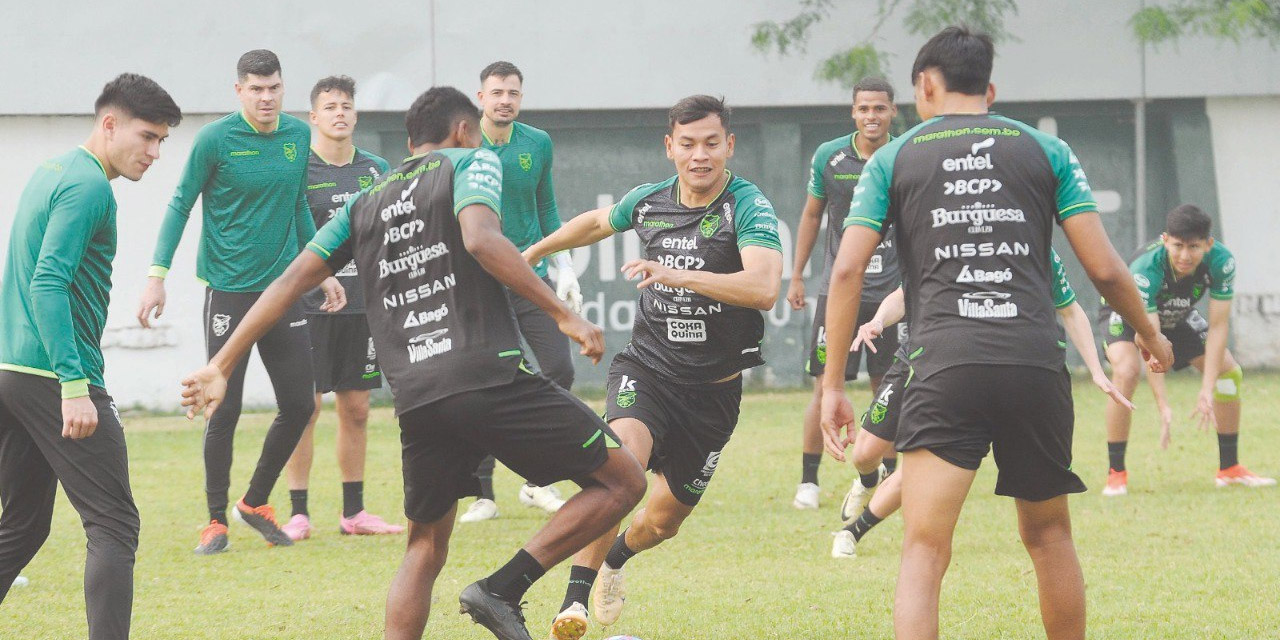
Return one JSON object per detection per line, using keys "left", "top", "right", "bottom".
{"left": 283, "top": 143, "right": 297, "bottom": 162}
{"left": 518, "top": 152, "right": 533, "bottom": 171}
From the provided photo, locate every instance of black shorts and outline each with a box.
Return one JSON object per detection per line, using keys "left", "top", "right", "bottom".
{"left": 897, "top": 365, "right": 1085, "bottom": 502}
{"left": 861, "top": 355, "right": 911, "bottom": 443}
{"left": 1101, "top": 307, "right": 1206, "bottom": 372}
{"left": 807, "top": 296, "right": 901, "bottom": 381}
{"left": 308, "top": 313, "right": 382, "bottom": 393}
{"left": 398, "top": 368, "right": 618, "bottom": 523}
{"left": 605, "top": 354, "right": 743, "bottom": 506}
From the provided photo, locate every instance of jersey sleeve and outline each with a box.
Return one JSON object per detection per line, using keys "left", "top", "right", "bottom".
{"left": 1049, "top": 248, "right": 1077, "bottom": 308}
{"left": 453, "top": 148, "right": 503, "bottom": 217}
{"left": 29, "top": 178, "right": 113, "bottom": 397}
{"left": 535, "top": 134, "right": 562, "bottom": 236}
{"left": 807, "top": 145, "right": 829, "bottom": 199}
{"left": 734, "top": 188, "right": 783, "bottom": 252}
{"left": 1209, "top": 244, "right": 1236, "bottom": 300}
{"left": 294, "top": 144, "right": 318, "bottom": 251}
{"left": 843, "top": 146, "right": 893, "bottom": 233}
{"left": 306, "top": 194, "right": 355, "bottom": 273}
{"left": 1128, "top": 249, "right": 1166, "bottom": 312}
{"left": 371, "top": 153, "right": 391, "bottom": 175}
{"left": 1046, "top": 139, "right": 1097, "bottom": 221}
{"left": 150, "top": 124, "right": 218, "bottom": 277}
{"left": 607, "top": 184, "right": 651, "bottom": 232}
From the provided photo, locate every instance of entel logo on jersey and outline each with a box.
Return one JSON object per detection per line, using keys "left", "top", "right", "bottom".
{"left": 661, "top": 237, "right": 698, "bottom": 251}
{"left": 957, "top": 291, "right": 1019, "bottom": 318}
{"left": 380, "top": 178, "right": 420, "bottom": 221}
{"left": 666, "top": 318, "right": 707, "bottom": 342}
{"left": 942, "top": 137, "right": 996, "bottom": 172}
{"left": 944, "top": 178, "right": 1002, "bottom": 195}
{"left": 829, "top": 151, "right": 847, "bottom": 167}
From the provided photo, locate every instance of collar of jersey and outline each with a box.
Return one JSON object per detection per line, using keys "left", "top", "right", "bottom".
{"left": 239, "top": 110, "right": 281, "bottom": 135}
{"left": 77, "top": 145, "right": 108, "bottom": 178}
{"left": 673, "top": 170, "right": 732, "bottom": 208}
{"left": 481, "top": 121, "right": 517, "bottom": 146}
{"left": 312, "top": 145, "right": 358, "bottom": 167}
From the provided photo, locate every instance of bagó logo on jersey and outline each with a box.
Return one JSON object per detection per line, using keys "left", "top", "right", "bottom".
{"left": 282, "top": 143, "right": 297, "bottom": 162}
{"left": 616, "top": 375, "right": 637, "bottom": 408}
{"left": 518, "top": 152, "right": 533, "bottom": 171}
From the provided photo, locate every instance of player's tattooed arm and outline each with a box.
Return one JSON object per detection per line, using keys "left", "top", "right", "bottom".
{"left": 181, "top": 252, "right": 333, "bottom": 420}
{"left": 1061, "top": 212, "right": 1173, "bottom": 372}
{"left": 787, "top": 194, "right": 826, "bottom": 311}
{"left": 523, "top": 207, "right": 614, "bottom": 267}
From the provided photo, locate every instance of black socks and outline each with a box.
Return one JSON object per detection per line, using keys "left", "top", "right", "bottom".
{"left": 342, "top": 481, "right": 364, "bottom": 518}
{"left": 845, "top": 508, "right": 884, "bottom": 542}
{"left": 486, "top": 549, "right": 547, "bottom": 603}
{"left": 1108, "top": 441, "right": 1127, "bottom": 472}
{"left": 801, "top": 453, "right": 822, "bottom": 485}
{"left": 1218, "top": 433, "right": 1239, "bottom": 470}
{"left": 882, "top": 456, "right": 898, "bottom": 475}
{"left": 290, "top": 489, "right": 309, "bottom": 517}
{"left": 604, "top": 529, "right": 638, "bottom": 570}
{"left": 561, "top": 565, "right": 598, "bottom": 611}
{"left": 859, "top": 469, "right": 881, "bottom": 489}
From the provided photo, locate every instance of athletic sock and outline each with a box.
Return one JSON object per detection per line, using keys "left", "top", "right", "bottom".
{"left": 290, "top": 490, "right": 309, "bottom": 517}
{"left": 485, "top": 549, "right": 546, "bottom": 603}
{"left": 1218, "top": 433, "right": 1239, "bottom": 470}
{"left": 801, "top": 453, "right": 822, "bottom": 485}
{"left": 561, "top": 565, "right": 597, "bottom": 611}
{"left": 210, "top": 511, "right": 228, "bottom": 526}
{"left": 476, "top": 457, "right": 497, "bottom": 501}
{"left": 342, "top": 481, "right": 364, "bottom": 518}
{"left": 603, "top": 529, "right": 639, "bottom": 569}
{"left": 844, "top": 507, "right": 883, "bottom": 542}
{"left": 242, "top": 488, "right": 269, "bottom": 509}
{"left": 882, "top": 456, "right": 898, "bottom": 475}
{"left": 1107, "top": 441, "right": 1128, "bottom": 472}
{"left": 859, "top": 469, "right": 881, "bottom": 489}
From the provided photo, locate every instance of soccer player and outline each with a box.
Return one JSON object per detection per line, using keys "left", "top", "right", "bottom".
{"left": 787, "top": 77, "right": 900, "bottom": 511}
{"left": 179, "top": 86, "right": 645, "bottom": 640}
{"left": 831, "top": 251, "right": 1134, "bottom": 558}
{"left": 279, "top": 75, "right": 403, "bottom": 541}
{"left": 0, "top": 73, "right": 181, "bottom": 640}
{"left": 459, "top": 60, "right": 582, "bottom": 523}
{"left": 523, "top": 95, "right": 783, "bottom": 640}
{"left": 136, "top": 50, "right": 344, "bottom": 554}
{"left": 1099, "top": 204, "right": 1273, "bottom": 495}
{"left": 819, "top": 26, "right": 1173, "bottom": 639}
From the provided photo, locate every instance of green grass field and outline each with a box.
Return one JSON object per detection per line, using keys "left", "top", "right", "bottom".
{"left": 5, "top": 372, "right": 1279, "bottom": 639}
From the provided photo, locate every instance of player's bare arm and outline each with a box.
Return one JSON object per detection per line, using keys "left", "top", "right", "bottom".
{"left": 1194, "top": 297, "right": 1232, "bottom": 428}
{"left": 1058, "top": 301, "right": 1134, "bottom": 409}
{"left": 620, "top": 245, "right": 781, "bottom": 311}
{"left": 854, "top": 285, "right": 905, "bottom": 352}
{"left": 523, "top": 206, "right": 614, "bottom": 266}
{"left": 786, "top": 194, "right": 826, "bottom": 310}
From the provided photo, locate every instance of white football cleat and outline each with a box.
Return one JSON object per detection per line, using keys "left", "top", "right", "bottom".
{"left": 591, "top": 563, "right": 626, "bottom": 626}
{"left": 549, "top": 601, "right": 588, "bottom": 640}
{"left": 840, "top": 464, "right": 886, "bottom": 524}
{"left": 458, "top": 498, "right": 499, "bottom": 523}
{"left": 831, "top": 530, "right": 857, "bottom": 559}
{"left": 793, "top": 482, "right": 820, "bottom": 510}
{"left": 519, "top": 484, "right": 565, "bottom": 513}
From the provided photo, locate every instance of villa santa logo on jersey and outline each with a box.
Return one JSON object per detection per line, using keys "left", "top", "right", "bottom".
{"left": 282, "top": 142, "right": 297, "bottom": 162}
{"left": 518, "top": 152, "right": 533, "bottom": 171}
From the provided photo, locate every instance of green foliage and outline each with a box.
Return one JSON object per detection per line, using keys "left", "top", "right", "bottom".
{"left": 902, "top": 0, "right": 1019, "bottom": 42}
{"left": 1133, "top": 0, "right": 1280, "bottom": 47}
{"left": 750, "top": 0, "right": 835, "bottom": 55}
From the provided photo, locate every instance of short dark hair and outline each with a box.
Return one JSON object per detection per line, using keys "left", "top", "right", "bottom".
{"left": 405, "top": 86, "right": 480, "bottom": 147}
{"left": 94, "top": 73, "right": 182, "bottom": 127}
{"left": 480, "top": 61, "right": 523, "bottom": 85}
{"left": 910, "top": 25, "right": 994, "bottom": 96}
{"left": 1165, "top": 204, "right": 1212, "bottom": 240}
{"left": 852, "top": 77, "right": 895, "bottom": 102}
{"left": 668, "top": 95, "right": 730, "bottom": 133}
{"left": 237, "top": 49, "right": 282, "bottom": 81}
{"left": 311, "top": 75, "right": 356, "bottom": 107}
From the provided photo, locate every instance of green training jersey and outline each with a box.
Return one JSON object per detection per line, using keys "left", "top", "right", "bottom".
{"left": 1127, "top": 239, "right": 1234, "bottom": 329}
{"left": 0, "top": 147, "right": 116, "bottom": 398}
{"left": 482, "top": 121, "right": 559, "bottom": 277}
{"left": 150, "top": 111, "right": 314, "bottom": 292}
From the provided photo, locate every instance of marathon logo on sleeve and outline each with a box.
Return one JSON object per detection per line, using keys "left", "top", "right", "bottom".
{"left": 666, "top": 318, "right": 707, "bottom": 342}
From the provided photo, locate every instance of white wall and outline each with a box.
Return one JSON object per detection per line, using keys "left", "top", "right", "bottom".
{"left": 0, "top": 114, "right": 282, "bottom": 410}
{"left": 4, "top": 0, "right": 1279, "bottom": 115}
{"left": 1206, "top": 97, "right": 1280, "bottom": 367}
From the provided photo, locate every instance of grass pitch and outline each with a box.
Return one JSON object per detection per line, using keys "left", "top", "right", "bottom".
{"left": 5, "top": 372, "right": 1278, "bottom": 638}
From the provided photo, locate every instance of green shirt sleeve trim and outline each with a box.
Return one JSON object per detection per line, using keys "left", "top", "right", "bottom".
{"left": 1209, "top": 292, "right": 1234, "bottom": 301}
{"left": 845, "top": 216, "right": 883, "bottom": 230}
{"left": 148, "top": 265, "right": 169, "bottom": 279}
{"left": 737, "top": 238, "right": 784, "bottom": 252}
{"left": 1059, "top": 201, "right": 1097, "bottom": 217}
{"left": 306, "top": 241, "right": 332, "bottom": 259}
{"left": 1054, "top": 292, "right": 1077, "bottom": 309}
{"left": 61, "top": 378, "right": 90, "bottom": 399}
{"left": 454, "top": 195, "right": 500, "bottom": 217}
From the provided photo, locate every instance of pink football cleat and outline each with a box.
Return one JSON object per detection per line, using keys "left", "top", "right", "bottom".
{"left": 339, "top": 510, "right": 405, "bottom": 535}
{"left": 282, "top": 513, "right": 312, "bottom": 541}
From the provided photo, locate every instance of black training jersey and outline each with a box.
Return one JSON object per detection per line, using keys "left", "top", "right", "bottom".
{"left": 307, "top": 148, "right": 522, "bottom": 415}
{"left": 808, "top": 133, "right": 898, "bottom": 300}
{"left": 846, "top": 114, "right": 1097, "bottom": 380}
{"left": 1126, "top": 240, "right": 1234, "bottom": 329}
{"left": 302, "top": 148, "right": 390, "bottom": 314}
{"left": 608, "top": 173, "right": 783, "bottom": 383}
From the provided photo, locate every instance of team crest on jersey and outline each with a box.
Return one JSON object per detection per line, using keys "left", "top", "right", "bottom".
{"left": 212, "top": 314, "right": 231, "bottom": 337}
{"left": 358, "top": 175, "right": 374, "bottom": 189}
{"left": 700, "top": 211, "right": 720, "bottom": 238}
{"left": 518, "top": 152, "right": 533, "bottom": 171}
{"left": 282, "top": 142, "right": 297, "bottom": 162}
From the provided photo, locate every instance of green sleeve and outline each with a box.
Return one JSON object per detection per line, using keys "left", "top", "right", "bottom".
{"left": 1129, "top": 248, "right": 1165, "bottom": 312}
{"left": 734, "top": 187, "right": 783, "bottom": 252}
{"left": 1050, "top": 248, "right": 1077, "bottom": 308}
{"left": 453, "top": 148, "right": 503, "bottom": 216}
{"left": 29, "top": 179, "right": 112, "bottom": 397}
{"left": 306, "top": 194, "right": 354, "bottom": 271}
{"left": 151, "top": 124, "right": 218, "bottom": 276}
{"left": 608, "top": 184, "right": 652, "bottom": 232}
{"left": 294, "top": 145, "right": 317, "bottom": 250}
{"left": 1208, "top": 244, "right": 1235, "bottom": 300}
{"left": 807, "top": 145, "right": 828, "bottom": 199}
{"left": 372, "top": 154, "right": 391, "bottom": 174}
{"left": 535, "top": 135, "right": 562, "bottom": 236}
{"left": 1050, "top": 141, "right": 1097, "bottom": 221}
{"left": 843, "top": 143, "right": 895, "bottom": 232}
